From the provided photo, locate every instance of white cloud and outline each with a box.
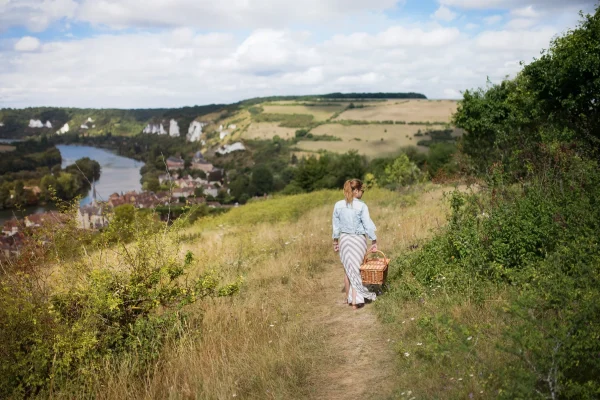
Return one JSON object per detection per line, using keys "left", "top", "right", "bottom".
{"left": 0, "top": 1, "right": 592, "bottom": 107}
{"left": 0, "top": 0, "right": 78, "bottom": 32}
{"left": 14, "top": 36, "right": 41, "bottom": 52}
{"left": 484, "top": 15, "right": 503, "bottom": 25}
{"left": 0, "top": 19, "right": 570, "bottom": 108}
{"left": 511, "top": 5, "right": 538, "bottom": 18}
{"left": 475, "top": 28, "right": 556, "bottom": 51}
{"left": 432, "top": 6, "right": 458, "bottom": 22}
{"left": 76, "top": 0, "right": 399, "bottom": 29}
{"left": 506, "top": 18, "right": 537, "bottom": 30}
{"left": 439, "top": 0, "right": 595, "bottom": 10}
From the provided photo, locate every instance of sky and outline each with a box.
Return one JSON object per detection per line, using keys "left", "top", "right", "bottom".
{"left": 0, "top": 0, "right": 597, "bottom": 108}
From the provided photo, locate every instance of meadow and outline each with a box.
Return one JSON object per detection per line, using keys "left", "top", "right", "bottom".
{"left": 1, "top": 185, "right": 454, "bottom": 399}
{"left": 242, "top": 122, "right": 298, "bottom": 140}
{"left": 262, "top": 104, "right": 346, "bottom": 121}
{"left": 335, "top": 100, "right": 457, "bottom": 124}
{"left": 294, "top": 123, "right": 447, "bottom": 157}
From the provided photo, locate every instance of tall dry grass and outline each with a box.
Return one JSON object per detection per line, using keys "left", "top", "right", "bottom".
{"left": 43, "top": 185, "right": 449, "bottom": 399}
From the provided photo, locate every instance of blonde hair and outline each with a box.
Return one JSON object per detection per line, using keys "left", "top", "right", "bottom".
{"left": 343, "top": 179, "right": 363, "bottom": 205}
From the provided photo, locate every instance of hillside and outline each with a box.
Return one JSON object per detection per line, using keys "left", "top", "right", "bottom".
{"left": 0, "top": 92, "right": 428, "bottom": 141}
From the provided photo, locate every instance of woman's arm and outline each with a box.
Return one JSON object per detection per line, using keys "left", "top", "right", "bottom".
{"left": 361, "top": 204, "right": 377, "bottom": 241}
{"left": 332, "top": 206, "right": 340, "bottom": 252}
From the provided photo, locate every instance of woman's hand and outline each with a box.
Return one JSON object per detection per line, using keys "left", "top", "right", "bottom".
{"left": 333, "top": 241, "right": 339, "bottom": 252}
{"left": 370, "top": 242, "right": 378, "bottom": 253}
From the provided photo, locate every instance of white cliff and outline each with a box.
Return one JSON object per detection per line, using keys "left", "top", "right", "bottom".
{"left": 187, "top": 121, "right": 206, "bottom": 142}
{"left": 45, "top": 121, "right": 52, "bottom": 128}
{"left": 80, "top": 124, "right": 89, "bottom": 129}
{"left": 57, "top": 123, "right": 69, "bottom": 134}
{"left": 216, "top": 142, "right": 246, "bottom": 155}
{"left": 29, "top": 119, "right": 44, "bottom": 128}
{"left": 228, "top": 124, "right": 237, "bottom": 130}
{"left": 87, "top": 117, "right": 94, "bottom": 123}
{"left": 220, "top": 130, "right": 230, "bottom": 140}
{"left": 143, "top": 123, "right": 168, "bottom": 135}
{"left": 169, "top": 119, "right": 180, "bottom": 137}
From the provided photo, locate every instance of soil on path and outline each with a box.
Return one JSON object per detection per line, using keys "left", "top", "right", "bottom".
{"left": 306, "top": 185, "right": 457, "bottom": 400}
{"left": 308, "top": 261, "right": 397, "bottom": 399}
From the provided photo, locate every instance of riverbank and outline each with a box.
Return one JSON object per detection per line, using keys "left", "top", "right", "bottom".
{"left": 0, "top": 144, "right": 143, "bottom": 225}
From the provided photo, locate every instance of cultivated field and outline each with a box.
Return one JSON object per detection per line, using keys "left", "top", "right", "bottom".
{"left": 335, "top": 99, "right": 458, "bottom": 123}
{"left": 243, "top": 122, "right": 298, "bottom": 139}
{"left": 262, "top": 104, "right": 346, "bottom": 121}
{"left": 0, "top": 145, "right": 16, "bottom": 153}
{"left": 295, "top": 123, "right": 446, "bottom": 158}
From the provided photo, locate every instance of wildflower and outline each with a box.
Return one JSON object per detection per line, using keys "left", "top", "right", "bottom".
{"left": 269, "top": 324, "right": 275, "bottom": 327}
{"left": 467, "top": 336, "right": 472, "bottom": 341}
{"left": 416, "top": 342, "right": 423, "bottom": 346}
{"left": 285, "top": 242, "right": 290, "bottom": 245}
{"left": 470, "top": 374, "right": 474, "bottom": 377}
{"left": 232, "top": 394, "right": 237, "bottom": 397}
{"left": 402, "top": 320, "right": 406, "bottom": 324}
{"left": 410, "top": 317, "right": 415, "bottom": 321}
{"left": 404, "top": 352, "right": 410, "bottom": 357}
{"left": 458, "top": 378, "right": 463, "bottom": 381}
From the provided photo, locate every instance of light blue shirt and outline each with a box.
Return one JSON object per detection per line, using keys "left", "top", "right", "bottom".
{"left": 332, "top": 198, "right": 377, "bottom": 240}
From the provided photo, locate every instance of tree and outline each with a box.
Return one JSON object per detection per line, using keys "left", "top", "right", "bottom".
{"left": 522, "top": 6, "right": 600, "bottom": 150}
{"left": 381, "top": 154, "right": 422, "bottom": 187}
{"left": 65, "top": 157, "right": 101, "bottom": 184}
{"left": 0, "top": 183, "right": 11, "bottom": 209}
{"left": 40, "top": 174, "right": 58, "bottom": 202}
{"left": 13, "top": 181, "right": 26, "bottom": 206}
{"left": 57, "top": 172, "right": 82, "bottom": 200}
{"left": 251, "top": 165, "right": 274, "bottom": 195}
{"left": 332, "top": 150, "right": 367, "bottom": 188}
{"left": 229, "top": 175, "right": 250, "bottom": 200}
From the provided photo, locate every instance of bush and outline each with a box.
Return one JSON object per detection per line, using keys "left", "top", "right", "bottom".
{"left": 388, "top": 148, "right": 600, "bottom": 398}
{"left": 0, "top": 206, "right": 240, "bottom": 397}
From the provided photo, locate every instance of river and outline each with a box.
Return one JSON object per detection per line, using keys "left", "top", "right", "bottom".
{"left": 0, "top": 145, "right": 144, "bottom": 225}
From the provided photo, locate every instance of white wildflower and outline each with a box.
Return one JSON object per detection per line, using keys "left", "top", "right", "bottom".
{"left": 404, "top": 352, "right": 410, "bottom": 357}
{"left": 416, "top": 342, "right": 423, "bottom": 346}
{"left": 467, "top": 336, "right": 472, "bottom": 341}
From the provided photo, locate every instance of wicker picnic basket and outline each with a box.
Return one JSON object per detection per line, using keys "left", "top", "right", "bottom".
{"left": 359, "top": 250, "right": 390, "bottom": 285}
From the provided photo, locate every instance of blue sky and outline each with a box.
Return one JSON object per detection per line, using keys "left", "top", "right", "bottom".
{"left": 0, "top": 0, "right": 597, "bottom": 108}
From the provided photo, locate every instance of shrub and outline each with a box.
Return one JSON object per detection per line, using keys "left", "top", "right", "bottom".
{"left": 387, "top": 148, "right": 600, "bottom": 398}
{"left": 0, "top": 207, "right": 240, "bottom": 397}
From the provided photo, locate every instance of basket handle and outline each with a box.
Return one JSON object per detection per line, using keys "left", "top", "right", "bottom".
{"left": 363, "top": 250, "right": 388, "bottom": 263}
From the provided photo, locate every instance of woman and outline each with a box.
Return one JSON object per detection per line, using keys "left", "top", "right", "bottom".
{"left": 332, "top": 179, "right": 378, "bottom": 310}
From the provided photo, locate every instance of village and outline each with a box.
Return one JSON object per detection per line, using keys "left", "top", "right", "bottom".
{"left": 0, "top": 150, "right": 238, "bottom": 259}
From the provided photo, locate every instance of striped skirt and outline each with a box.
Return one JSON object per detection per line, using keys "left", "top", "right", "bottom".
{"left": 339, "top": 233, "right": 377, "bottom": 304}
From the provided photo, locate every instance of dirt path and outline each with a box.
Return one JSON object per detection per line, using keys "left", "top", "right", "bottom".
{"left": 306, "top": 186, "right": 456, "bottom": 400}
{"left": 307, "top": 262, "right": 396, "bottom": 400}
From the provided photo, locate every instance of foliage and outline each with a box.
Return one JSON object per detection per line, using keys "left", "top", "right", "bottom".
{"left": 0, "top": 206, "right": 240, "bottom": 398}
{"left": 253, "top": 113, "right": 315, "bottom": 128}
{"left": 385, "top": 146, "right": 600, "bottom": 398}
{"left": 291, "top": 150, "right": 367, "bottom": 192}
{"left": 379, "top": 154, "right": 424, "bottom": 188}
{"left": 454, "top": 6, "right": 600, "bottom": 175}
